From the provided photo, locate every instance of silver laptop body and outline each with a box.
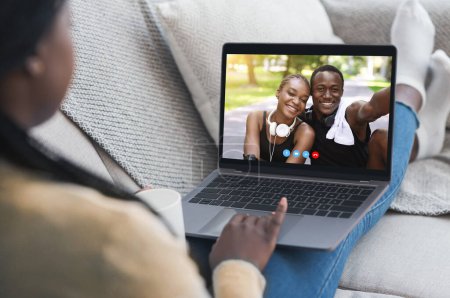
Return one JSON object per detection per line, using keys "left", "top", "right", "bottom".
{"left": 183, "top": 43, "right": 396, "bottom": 250}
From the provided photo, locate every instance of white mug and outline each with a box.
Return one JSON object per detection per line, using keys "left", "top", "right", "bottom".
{"left": 136, "top": 188, "right": 186, "bottom": 245}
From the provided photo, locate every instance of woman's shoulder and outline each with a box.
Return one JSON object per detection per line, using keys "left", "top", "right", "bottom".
{"left": 0, "top": 160, "right": 165, "bottom": 237}
{"left": 246, "top": 110, "right": 266, "bottom": 129}
{"left": 294, "top": 121, "right": 315, "bottom": 137}
{"left": 247, "top": 110, "right": 265, "bottom": 120}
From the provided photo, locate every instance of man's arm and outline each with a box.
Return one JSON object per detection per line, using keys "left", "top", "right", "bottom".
{"left": 346, "top": 87, "right": 390, "bottom": 141}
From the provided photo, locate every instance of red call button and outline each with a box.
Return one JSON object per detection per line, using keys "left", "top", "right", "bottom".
{"left": 311, "top": 151, "right": 320, "bottom": 159}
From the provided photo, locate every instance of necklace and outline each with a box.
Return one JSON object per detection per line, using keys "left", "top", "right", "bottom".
{"left": 269, "top": 135, "right": 277, "bottom": 162}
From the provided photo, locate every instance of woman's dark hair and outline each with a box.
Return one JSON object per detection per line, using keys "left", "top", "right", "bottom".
{"left": 0, "top": 1, "right": 164, "bottom": 226}
{"left": 310, "top": 65, "right": 345, "bottom": 91}
{"left": 0, "top": 0, "right": 66, "bottom": 78}
{"left": 278, "top": 73, "right": 310, "bottom": 92}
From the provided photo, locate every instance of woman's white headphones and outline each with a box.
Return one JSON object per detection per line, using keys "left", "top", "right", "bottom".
{"left": 267, "top": 109, "right": 297, "bottom": 138}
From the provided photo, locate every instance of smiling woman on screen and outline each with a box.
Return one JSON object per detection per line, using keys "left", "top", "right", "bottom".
{"left": 243, "top": 74, "right": 315, "bottom": 163}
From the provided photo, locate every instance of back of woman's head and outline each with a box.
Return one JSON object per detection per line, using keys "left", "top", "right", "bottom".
{"left": 0, "top": 0, "right": 66, "bottom": 79}
{"left": 0, "top": 0, "right": 165, "bottom": 227}
{"left": 0, "top": 0, "right": 140, "bottom": 207}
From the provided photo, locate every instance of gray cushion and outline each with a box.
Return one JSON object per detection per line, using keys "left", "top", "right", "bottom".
{"left": 340, "top": 211, "right": 450, "bottom": 297}
{"left": 62, "top": 0, "right": 216, "bottom": 193}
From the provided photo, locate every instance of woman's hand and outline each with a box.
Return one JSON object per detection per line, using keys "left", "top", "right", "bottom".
{"left": 134, "top": 186, "right": 152, "bottom": 195}
{"left": 209, "top": 197, "right": 288, "bottom": 271}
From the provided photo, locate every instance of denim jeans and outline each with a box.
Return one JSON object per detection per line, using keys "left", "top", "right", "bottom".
{"left": 188, "top": 102, "right": 419, "bottom": 298}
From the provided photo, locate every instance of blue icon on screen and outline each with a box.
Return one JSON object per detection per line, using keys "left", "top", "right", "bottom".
{"left": 283, "top": 149, "right": 291, "bottom": 157}
{"left": 302, "top": 151, "right": 310, "bottom": 158}
{"left": 293, "top": 150, "right": 300, "bottom": 157}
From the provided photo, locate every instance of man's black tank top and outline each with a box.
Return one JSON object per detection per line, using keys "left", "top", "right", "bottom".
{"left": 300, "top": 107, "right": 370, "bottom": 167}
{"left": 259, "top": 111, "right": 296, "bottom": 163}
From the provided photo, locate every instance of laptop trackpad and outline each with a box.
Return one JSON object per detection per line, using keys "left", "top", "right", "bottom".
{"left": 199, "top": 208, "right": 298, "bottom": 238}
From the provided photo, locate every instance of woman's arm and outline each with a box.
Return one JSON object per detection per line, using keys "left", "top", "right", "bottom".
{"left": 210, "top": 198, "right": 288, "bottom": 297}
{"left": 244, "top": 111, "right": 261, "bottom": 159}
{"left": 286, "top": 122, "right": 315, "bottom": 164}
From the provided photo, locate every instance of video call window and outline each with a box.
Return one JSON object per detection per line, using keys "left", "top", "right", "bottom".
{"left": 222, "top": 54, "right": 392, "bottom": 170}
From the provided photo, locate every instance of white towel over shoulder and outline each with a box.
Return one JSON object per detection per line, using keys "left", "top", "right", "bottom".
{"left": 326, "top": 98, "right": 355, "bottom": 145}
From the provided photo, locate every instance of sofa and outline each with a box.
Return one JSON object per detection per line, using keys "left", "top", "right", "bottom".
{"left": 32, "top": 0, "right": 450, "bottom": 297}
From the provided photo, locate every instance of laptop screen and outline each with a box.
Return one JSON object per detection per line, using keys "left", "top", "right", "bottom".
{"left": 219, "top": 44, "right": 396, "bottom": 181}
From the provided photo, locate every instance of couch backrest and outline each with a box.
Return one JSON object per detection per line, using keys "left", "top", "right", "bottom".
{"left": 62, "top": 0, "right": 216, "bottom": 193}
{"left": 321, "top": 0, "right": 450, "bottom": 128}
{"left": 321, "top": 0, "right": 450, "bottom": 54}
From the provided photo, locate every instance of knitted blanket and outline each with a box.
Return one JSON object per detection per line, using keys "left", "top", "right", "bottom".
{"left": 62, "top": 0, "right": 216, "bottom": 194}
{"left": 391, "top": 132, "right": 450, "bottom": 215}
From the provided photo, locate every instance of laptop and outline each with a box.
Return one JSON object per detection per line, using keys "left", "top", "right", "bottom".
{"left": 183, "top": 43, "right": 396, "bottom": 250}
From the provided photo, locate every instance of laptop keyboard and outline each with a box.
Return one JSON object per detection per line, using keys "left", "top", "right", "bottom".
{"left": 188, "top": 175, "right": 376, "bottom": 218}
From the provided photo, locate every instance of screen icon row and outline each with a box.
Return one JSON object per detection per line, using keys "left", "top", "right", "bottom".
{"left": 283, "top": 149, "right": 320, "bottom": 159}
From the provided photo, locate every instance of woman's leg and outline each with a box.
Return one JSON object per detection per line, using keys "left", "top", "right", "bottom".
{"left": 262, "top": 102, "right": 419, "bottom": 297}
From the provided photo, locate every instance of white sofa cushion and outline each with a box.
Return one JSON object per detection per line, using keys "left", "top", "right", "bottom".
{"left": 154, "top": 0, "right": 343, "bottom": 143}
{"left": 340, "top": 211, "right": 450, "bottom": 297}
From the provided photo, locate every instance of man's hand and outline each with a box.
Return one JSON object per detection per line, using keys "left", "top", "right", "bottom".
{"left": 209, "top": 197, "right": 288, "bottom": 271}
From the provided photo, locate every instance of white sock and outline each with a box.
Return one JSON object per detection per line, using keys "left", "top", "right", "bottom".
{"left": 391, "top": 0, "right": 435, "bottom": 108}
{"left": 416, "top": 50, "right": 450, "bottom": 159}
